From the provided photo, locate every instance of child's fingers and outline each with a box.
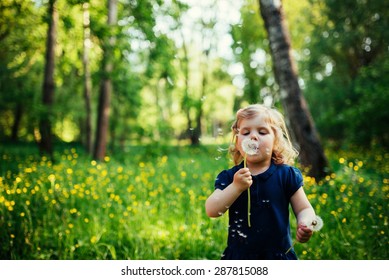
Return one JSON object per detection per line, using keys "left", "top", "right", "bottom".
{"left": 236, "top": 168, "right": 249, "bottom": 177}
{"left": 239, "top": 167, "right": 251, "bottom": 174}
{"left": 233, "top": 168, "right": 252, "bottom": 190}
{"left": 298, "top": 224, "right": 313, "bottom": 233}
{"left": 296, "top": 225, "right": 313, "bottom": 243}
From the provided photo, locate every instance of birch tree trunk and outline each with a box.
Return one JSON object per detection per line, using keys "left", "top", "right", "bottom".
{"left": 258, "top": 0, "right": 328, "bottom": 179}
{"left": 94, "top": 0, "right": 117, "bottom": 160}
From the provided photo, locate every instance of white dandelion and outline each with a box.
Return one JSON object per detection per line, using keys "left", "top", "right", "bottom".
{"left": 242, "top": 139, "right": 259, "bottom": 156}
{"left": 307, "top": 215, "right": 324, "bottom": 232}
{"left": 285, "top": 212, "right": 324, "bottom": 254}
{"left": 299, "top": 209, "right": 324, "bottom": 232}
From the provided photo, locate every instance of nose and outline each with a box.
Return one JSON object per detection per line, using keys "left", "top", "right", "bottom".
{"left": 250, "top": 131, "right": 259, "bottom": 140}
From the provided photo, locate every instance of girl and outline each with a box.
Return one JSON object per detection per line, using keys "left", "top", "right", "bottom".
{"left": 205, "top": 104, "right": 316, "bottom": 260}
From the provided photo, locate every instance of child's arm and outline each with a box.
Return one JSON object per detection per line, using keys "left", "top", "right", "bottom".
{"left": 205, "top": 167, "right": 252, "bottom": 218}
{"left": 290, "top": 188, "right": 315, "bottom": 243}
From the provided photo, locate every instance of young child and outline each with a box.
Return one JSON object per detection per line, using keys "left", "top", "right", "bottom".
{"left": 205, "top": 104, "right": 316, "bottom": 260}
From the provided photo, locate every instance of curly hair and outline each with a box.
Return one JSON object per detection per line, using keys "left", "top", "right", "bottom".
{"left": 229, "top": 104, "right": 298, "bottom": 165}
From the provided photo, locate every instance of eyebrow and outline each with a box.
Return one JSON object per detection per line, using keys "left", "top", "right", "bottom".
{"left": 239, "top": 125, "right": 270, "bottom": 131}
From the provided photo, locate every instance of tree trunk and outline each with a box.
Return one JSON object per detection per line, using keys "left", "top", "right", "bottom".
{"left": 82, "top": 2, "right": 93, "bottom": 154}
{"left": 39, "top": 0, "right": 57, "bottom": 159}
{"left": 258, "top": 0, "right": 328, "bottom": 179}
{"left": 11, "top": 102, "right": 22, "bottom": 142}
{"left": 191, "top": 51, "right": 208, "bottom": 146}
{"left": 94, "top": 0, "right": 117, "bottom": 161}
{"left": 178, "top": 28, "right": 194, "bottom": 143}
{"left": 94, "top": 75, "right": 111, "bottom": 161}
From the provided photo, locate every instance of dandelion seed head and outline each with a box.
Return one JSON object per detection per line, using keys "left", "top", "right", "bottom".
{"left": 299, "top": 209, "right": 324, "bottom": 231}
{"left": 310, "top": 215, "right": 324, "bottom": 231}
{"left": 242, "top": 139, "right": 259, "bottom": 155}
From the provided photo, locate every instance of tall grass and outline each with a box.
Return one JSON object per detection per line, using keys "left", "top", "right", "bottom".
{"left": 0, "top": 143, "right": 387, "bottom": 259}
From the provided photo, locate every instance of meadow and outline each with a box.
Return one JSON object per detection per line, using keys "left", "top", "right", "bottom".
{"left": 0, "top": 143, "right": 388, "bottom": 260}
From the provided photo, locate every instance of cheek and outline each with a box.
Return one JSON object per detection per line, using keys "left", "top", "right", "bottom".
{"left": 236, "top": 134, "right": 246, "bottom": 145}
{"left": 236, "top": 138, "right": 243, "bottom": 151}
{"left": 256, "top": 142, "right": 271, "bottom": 155}
{"left": 260, "top": 137, "right": 275, "bottom": 150}
{"left": 236, "top": 136, "right": 247, "bottom": 153}
{"left": 264, "top": 146, "right": 272, "bottom": 156}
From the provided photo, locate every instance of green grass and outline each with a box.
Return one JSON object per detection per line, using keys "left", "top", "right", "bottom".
{"left": 0, "top": 143, "right": 388, "bottom": 259}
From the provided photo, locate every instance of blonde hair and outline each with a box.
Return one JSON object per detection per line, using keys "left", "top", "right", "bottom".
{"left": 229, "top": 104, "right": 298, "bottom": 165}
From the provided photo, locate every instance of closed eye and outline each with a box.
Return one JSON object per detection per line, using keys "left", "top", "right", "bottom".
{"left": 239, "top": 127, "right": 270, "bottom": 136}
{"left": 239, "top": 129, "right": 250, "bottom": 136}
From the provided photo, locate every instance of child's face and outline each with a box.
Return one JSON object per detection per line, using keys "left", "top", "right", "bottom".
{"left": 236, "top": 114, "right": 275, "bottom": 164}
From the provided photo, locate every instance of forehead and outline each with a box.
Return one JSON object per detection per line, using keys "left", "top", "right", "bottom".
{"left": 238, "top": 114, "right": 271, "bottom": 129}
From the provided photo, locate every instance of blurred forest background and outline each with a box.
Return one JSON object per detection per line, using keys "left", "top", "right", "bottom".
{"left": 0, "top": 0, "right": 388, "bottom": 260}
{"left": 1, "top": 0, "right": 388, "bottom": 157}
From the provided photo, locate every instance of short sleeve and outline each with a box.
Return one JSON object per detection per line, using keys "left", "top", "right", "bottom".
{"left": 214, "top": 170, "right": 233, "bottom": 190}
{"left": 285, "top": 166, "right": 304, "bottom": 198}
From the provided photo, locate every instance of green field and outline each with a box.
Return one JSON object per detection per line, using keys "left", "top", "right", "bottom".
{"left": 0, "top": 143, "right": 388, "bottom": 259}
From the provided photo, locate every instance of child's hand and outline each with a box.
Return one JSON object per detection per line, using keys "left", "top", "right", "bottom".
{"left": 296, "top": 224, "right": 313, "bottom": 243}
{"left": 233, "top": 168, "right": 252, "bottom": 192}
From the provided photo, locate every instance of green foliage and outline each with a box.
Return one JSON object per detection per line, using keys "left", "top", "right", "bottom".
{"left": 0, "top": 143, "right": 228, "bottom": 259}
{"left": 0, "top": 0, "right": 388, "bottom": 151}
{"left": 0, "top": 143, "right": 387, "bottom": 259}
{"left": 303, "top": 0, "right": 389, "bottom": 148}
{"left": 347, "top": 59, "right": 389, "bottom": 147}
{"left": 0, "top": 0, "right": 45, "bottom": 140}
{"left": 230, "top": 1, "right": 272, "bottom": 106}
{"left": 294, "top": 151, "right": 388, "bottom": 259}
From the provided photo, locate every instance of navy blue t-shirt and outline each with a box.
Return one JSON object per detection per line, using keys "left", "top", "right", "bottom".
{"left": 214, "top": 161, "right": 303, "bottom": 260}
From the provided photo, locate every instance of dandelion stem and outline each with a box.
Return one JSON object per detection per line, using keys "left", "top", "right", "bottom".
{"left": 244, "top": 154, "right": 251, "bottom": 227}
{"left": 285, "top": 240, "right": 296, "bottom": 254}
